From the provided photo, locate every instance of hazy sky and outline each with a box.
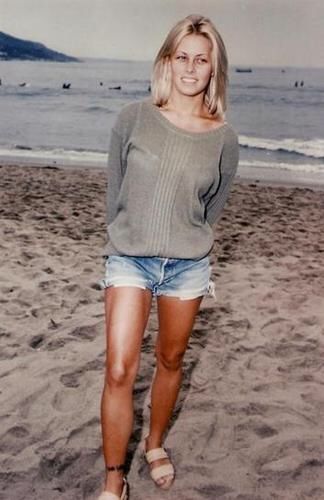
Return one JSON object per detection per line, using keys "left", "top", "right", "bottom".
{"left": 1, "top": 0, "right": 323, "bottom": 67}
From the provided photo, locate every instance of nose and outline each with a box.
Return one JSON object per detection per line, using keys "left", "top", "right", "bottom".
{"left": 186, "top": 59, "right": 195, "bottom": 73}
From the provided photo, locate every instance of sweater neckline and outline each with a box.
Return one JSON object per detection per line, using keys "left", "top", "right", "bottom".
{"left": 146, "top": 100, "right": 227, "bottom": 139}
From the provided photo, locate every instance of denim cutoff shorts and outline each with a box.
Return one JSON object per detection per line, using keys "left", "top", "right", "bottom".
{"left": 100, "top": 255, "right": 216, "bottom": 301}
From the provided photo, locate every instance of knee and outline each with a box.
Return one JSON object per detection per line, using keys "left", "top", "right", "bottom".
{"left": 105, "top": 362, "right": 135, "bottom": 389}
{"left": 156, "top": 349, "right": 185, "bottom": 372}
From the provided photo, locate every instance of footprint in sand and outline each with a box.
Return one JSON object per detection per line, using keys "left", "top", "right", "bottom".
{"left": 59, "top": 359, "right": 103, "bottom": 389}
{"left": 234, "top": 420, "right": 278, "bottom": 450}
{"left": 37, "top": 449, "right": 81, "bottom": 481}
{"left": 0, "top": 425, "right": 30, "bottom": 455}
{"left": 254, "top": 439, "right": 324, "bottom": 497}
{"left": 29, "top": 334, "right": 45, "bottom": 349}
{"left": 193, "top": 483, "right": 234, "bottom": 498}
{"left": 45, "top": 337, "right": 76, "bottom": 351}
{"left": 35, "top": 446, "right": 101, "bottom": 497}
{"left": 52, "top": 380, "right": 86, "bottom": 412}
{"left": 67, "top": 324, "right": 101, "bottom": 341}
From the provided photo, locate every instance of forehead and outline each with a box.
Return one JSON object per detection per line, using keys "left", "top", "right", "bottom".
{"left": 174, "top": 34, "right": 212, "bottom": 54}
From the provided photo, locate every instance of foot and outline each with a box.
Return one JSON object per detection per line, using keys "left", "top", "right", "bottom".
{"left": 98, "top": 467, "right": 128, "bottom": 500}
{"left": 98, "top": 478, "right": 128, "bottom": 499}
{"left": 144, "top": 436, "right": 175, "bottom": 489}
{"left": 102, "top": 477, "right": 125, "bottom": 498}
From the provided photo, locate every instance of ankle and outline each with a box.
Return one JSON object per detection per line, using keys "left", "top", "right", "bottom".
{"left": 104, "top": 470, "right": 125, "bottom": 493}
{"left": 145, "top": 434, "right": 163, "bottom": 450}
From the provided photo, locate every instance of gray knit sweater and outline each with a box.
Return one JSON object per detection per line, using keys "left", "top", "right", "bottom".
{"left": 104, "top": 98, "right": 239, "bottom": 259}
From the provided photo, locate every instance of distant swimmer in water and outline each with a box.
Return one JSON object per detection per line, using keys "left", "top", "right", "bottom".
{"left": 62, "top": 83, "right": 71, "bottom": 89}
{"left": 294, "top": 81, "right": 298, "bottom": 87}
{"left": 19, "top": 82, "right": 29, "bottom": 87}
{"left": 108, "top": 85, "right": 121, "bottom": 90}
{"left": 300, "top": 80, "right": 304, "bottom": 87}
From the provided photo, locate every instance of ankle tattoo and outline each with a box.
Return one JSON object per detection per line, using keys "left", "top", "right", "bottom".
{"left": 106, "top": 463, "right": 125, "bottom": 472}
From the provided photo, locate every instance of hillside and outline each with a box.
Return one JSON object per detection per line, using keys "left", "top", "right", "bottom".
{"left": 0, "top": 32, "right": 80, "bottom": 62}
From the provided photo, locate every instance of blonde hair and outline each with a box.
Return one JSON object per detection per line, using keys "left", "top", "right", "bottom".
{"left": 151, "top": 14, "right": 228, "bottom": 117}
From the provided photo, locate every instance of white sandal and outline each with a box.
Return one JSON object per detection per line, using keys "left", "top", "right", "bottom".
{"left": 144, "top": 442, "right": 175, "bottom": 489}
{"left": 97, "top": 465, "right": 129, "bottom": 500}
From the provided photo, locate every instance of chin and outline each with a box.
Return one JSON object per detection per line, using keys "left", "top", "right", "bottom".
{"left": 175, "top": 79, "right": 208, "bottom": 96}
{"left": 178, "top": 88, "right": 206, "bottom": 98}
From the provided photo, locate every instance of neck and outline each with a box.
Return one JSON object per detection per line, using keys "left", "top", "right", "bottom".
{"left": 164, "top": 92, "right": 206, "bottom": 116}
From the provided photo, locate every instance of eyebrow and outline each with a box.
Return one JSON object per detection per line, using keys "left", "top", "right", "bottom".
{"left": 176, "top": 51, "right": 208, "bottom": 56}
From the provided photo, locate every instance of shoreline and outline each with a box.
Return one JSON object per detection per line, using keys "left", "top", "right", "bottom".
{"left": 1, "top": 160, "right": 324, "bottom": 192}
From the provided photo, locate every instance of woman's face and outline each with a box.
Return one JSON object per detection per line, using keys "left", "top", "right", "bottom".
{"left": 170, "top": 33, "right": 214, "bottom": 99}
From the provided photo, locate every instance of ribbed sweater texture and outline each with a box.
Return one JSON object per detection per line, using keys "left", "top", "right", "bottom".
{"left": 104, "top": 98, "right": 239, "bottom": 259}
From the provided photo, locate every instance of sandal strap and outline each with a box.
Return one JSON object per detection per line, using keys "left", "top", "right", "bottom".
{"left": 150, "top": 463, "right": 174, "bottom": 482}
{"left": 145, "top": 447, "right": 168, "bottom": 463}
{"left": 97, "top": 493, "right": 120, "bottom": 500}
{"left": 98, "top": 477, "right": 128, "bottom": 500}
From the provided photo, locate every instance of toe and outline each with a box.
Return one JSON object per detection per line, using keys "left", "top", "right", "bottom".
{"left": 159, "top": 474, "right": 174, "bottom": 489}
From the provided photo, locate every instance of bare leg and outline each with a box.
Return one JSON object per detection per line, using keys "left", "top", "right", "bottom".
{"left": 146, "top": 294, "right": 203, "bottom": 486}
{"left": 100, "top": 286, "right": 152, "bottom": 495}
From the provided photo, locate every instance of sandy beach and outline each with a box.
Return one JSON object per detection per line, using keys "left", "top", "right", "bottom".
{"left": 1, "top": 163, "right": 324, "bottom": 500}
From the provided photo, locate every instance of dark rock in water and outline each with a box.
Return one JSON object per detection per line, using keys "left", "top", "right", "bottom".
{"left": 235, "top": 67, "right": 252, "bottom": 73}
{"left": 15, "top": 145, "right": 32, "bottom": 150}
{"left": 0, "top": 31, "right": 80, "bottom": 62}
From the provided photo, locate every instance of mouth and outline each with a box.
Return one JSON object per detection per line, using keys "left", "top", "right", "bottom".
{"left": 181, "top": 77, "right": 198, "bottom": 84}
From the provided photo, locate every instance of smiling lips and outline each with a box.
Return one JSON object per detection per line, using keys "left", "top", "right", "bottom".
{"left": 181, "top": 77, "right": 198, "bottom": 83}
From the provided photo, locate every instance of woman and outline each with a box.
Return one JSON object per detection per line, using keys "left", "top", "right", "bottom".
{"left": 98, "top": 13, "right": 239, "bottom": 500}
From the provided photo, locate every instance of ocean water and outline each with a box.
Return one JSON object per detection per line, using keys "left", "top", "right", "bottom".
{"left": 0, "top": 59, "right": 323, "bottom": 182}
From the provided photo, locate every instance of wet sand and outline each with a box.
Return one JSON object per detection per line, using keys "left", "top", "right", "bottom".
{"left": 1, "top": 164, "right": 324, "bottom": 500}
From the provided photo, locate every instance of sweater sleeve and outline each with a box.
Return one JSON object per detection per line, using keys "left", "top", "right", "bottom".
{"left": 204, "top": 127, "right": 239, "bottom": 226}
{"left": 106, "top": 128, "right": 124, "bottom": 225}
{"left": 106, "top": 101, "right": 141, "bottom": 225}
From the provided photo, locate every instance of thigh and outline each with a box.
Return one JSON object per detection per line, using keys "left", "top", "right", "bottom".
{"left": 104, "top": 286, "right": 153, "bottom": 369}
{"left": 156, "top": 295, "right": 203, "bottom": 356}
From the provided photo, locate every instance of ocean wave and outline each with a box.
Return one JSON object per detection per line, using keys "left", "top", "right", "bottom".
{"left": 1, "top": 145, "right": 323, "bottom": 175}
{"left": 0, "top": 147, "right": 107, "bottom": 167}
{"left": 239, "top": 159, "right": 324, "bottom": 174}
{"left": 239, "top": 136, "right": 324, "bottom": 159}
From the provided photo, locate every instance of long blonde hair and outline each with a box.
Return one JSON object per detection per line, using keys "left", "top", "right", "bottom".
{"left": 151, "top": 14, "right": 228, "bottom": 118}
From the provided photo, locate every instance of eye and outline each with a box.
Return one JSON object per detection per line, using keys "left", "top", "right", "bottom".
{"left": 175, "top": 54, "right": 186, "bottom": 61}
{"left": 196, "top": 57, "right": 208, "bottom": 64}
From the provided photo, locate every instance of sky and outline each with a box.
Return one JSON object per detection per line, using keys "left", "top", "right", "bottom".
{"left": 0, "top": 0, "right": 323, "bottom": 68}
